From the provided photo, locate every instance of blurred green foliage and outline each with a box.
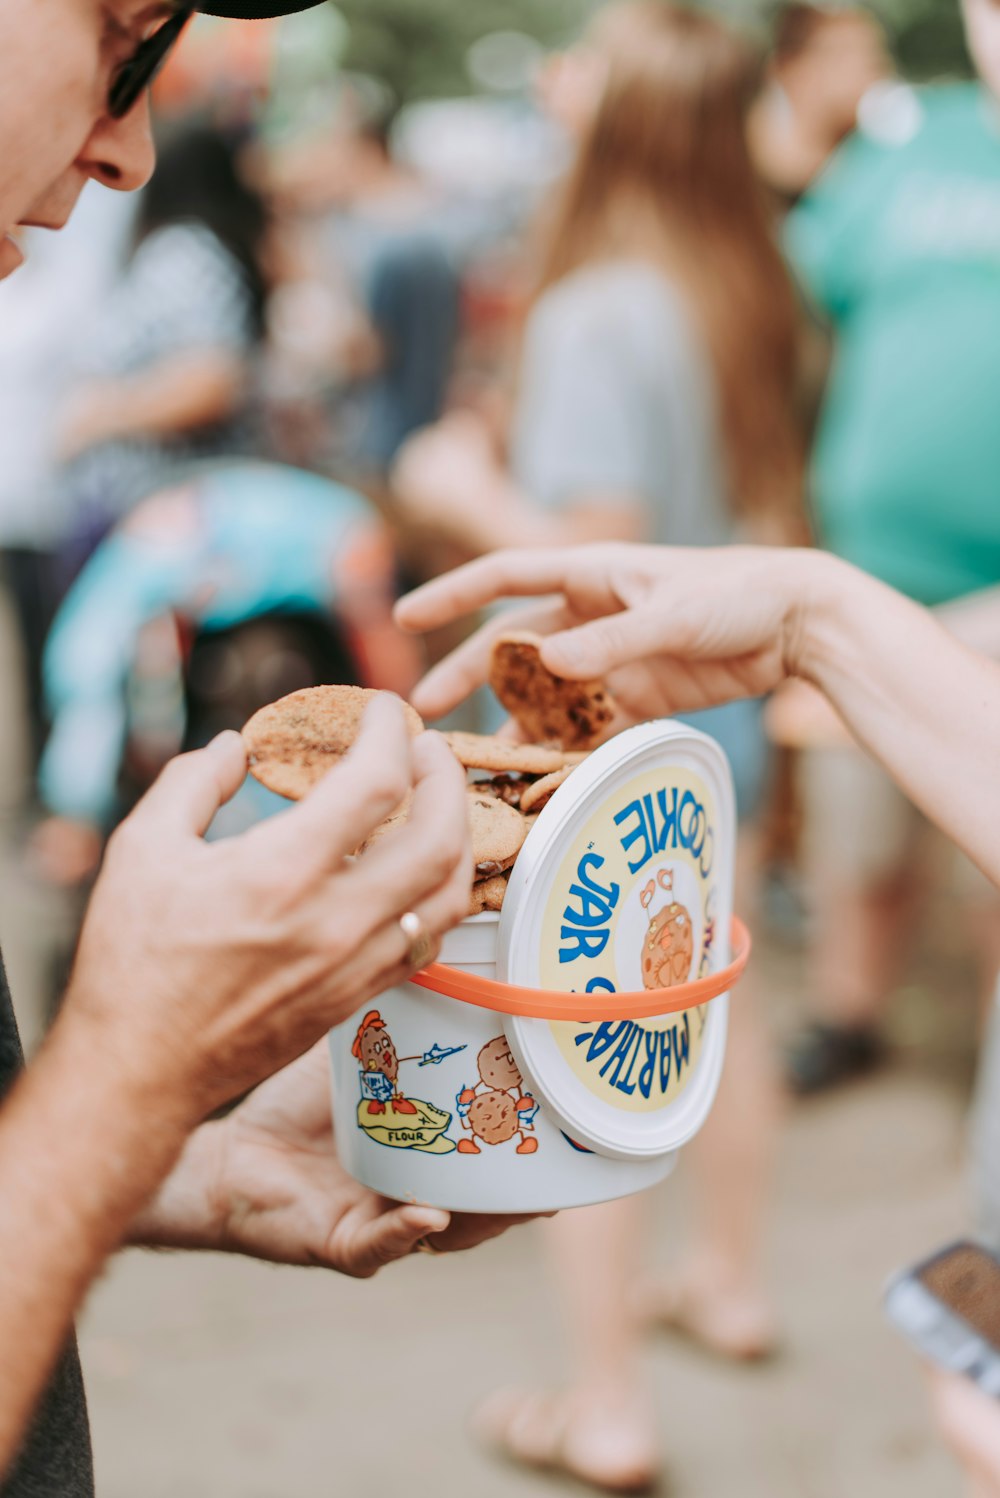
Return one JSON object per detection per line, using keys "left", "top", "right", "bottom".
{"left": 327, "top": 0, "right": 970, "bottom": 103}
{"left": 881, "top": 0, "right": 971, "bottom": 77}
{"left": 332, "top": 0, "right": 594, "bottom": 101}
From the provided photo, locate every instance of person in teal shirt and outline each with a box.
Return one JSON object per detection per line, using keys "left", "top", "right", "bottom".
{"left": 788, "top": 77, "right": 1000, "bottom": 606}
{"left": 781, "top": 33, "right": 1000, "bottom": 1101}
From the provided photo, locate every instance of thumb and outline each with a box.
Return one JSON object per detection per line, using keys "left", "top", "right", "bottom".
{"left": 330, "top": 1205, "right": 451, "bottom": 1278}
{"left": 131, "top": 731, "right": 248, "bottom": 839}
{"left": 540, "top": 605, "right": 669, "bottom": 681}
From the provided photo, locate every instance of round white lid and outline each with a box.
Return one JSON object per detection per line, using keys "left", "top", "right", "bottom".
{"left": 498, "top": 721, "right": 736, "bottom": 1161}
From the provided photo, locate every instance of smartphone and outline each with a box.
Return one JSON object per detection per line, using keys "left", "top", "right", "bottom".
{"left": 885, "top": 1240, "right": 1000, "bottom": 1397}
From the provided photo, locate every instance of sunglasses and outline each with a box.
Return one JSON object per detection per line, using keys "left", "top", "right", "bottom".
{"left": 108, "top": 6, "right": 194, "bottom": 120}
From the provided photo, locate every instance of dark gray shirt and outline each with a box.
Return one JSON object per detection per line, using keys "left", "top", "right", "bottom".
{"left": 0, "top": 964, "right": 94, "bottom": 1498}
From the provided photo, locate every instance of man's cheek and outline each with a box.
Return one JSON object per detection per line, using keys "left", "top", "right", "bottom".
{"left": 22, "top": 171, "right": 88, "bottom": 229}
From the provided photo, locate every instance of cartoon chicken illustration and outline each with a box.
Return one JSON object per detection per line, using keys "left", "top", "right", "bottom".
{"left": 456, "top": 1036, "right": 540, "bottom": 1156}
{"left": 351, "top": 1010, "right": 463, "bottom": 1155}
{"left": 640, "top": 868, "right": 695, "bottom": 990}
{"left": 353, "top": 1010, "right": 418, "bottom": 1115}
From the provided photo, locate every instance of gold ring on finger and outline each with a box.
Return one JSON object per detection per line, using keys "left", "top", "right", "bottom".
{"left": 399, "top": 910, "right": 435, "bottom": 971}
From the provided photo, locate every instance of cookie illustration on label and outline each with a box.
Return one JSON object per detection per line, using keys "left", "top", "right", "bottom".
{"left": 640, "top": 869, "right": 695, "bottom": 989}
{"left": 244, "top": 685, "right": 423, "bottom": 800}
{"left": 456, "top": 1036, "right": 540, "bottom": 1154}
{"left": 489, "top": 631, "right": 615, "bottom": 750}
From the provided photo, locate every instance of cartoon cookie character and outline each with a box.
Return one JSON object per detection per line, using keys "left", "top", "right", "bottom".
{"left": 352, "top": 1010, "right": 418, "bottom": 1116}
{"left": 640, "top": 868, "right": 695, "bottom": 989}
{"left": 456, "top": 1036, "right": 540, "bottom": 1156}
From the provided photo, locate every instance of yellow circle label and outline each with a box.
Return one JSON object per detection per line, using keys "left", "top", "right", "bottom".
{"left": 539, "top": 765, "right": 722, "bottom": 1115}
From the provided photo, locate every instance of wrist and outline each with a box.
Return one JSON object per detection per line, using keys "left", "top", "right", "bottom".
{"left": 0, "top": 1008, "right": 196, "bottom": 1276}
{"left": 783, "top": 551, "right": 865, "bottom": 685}
{"left": 52, "top": 997, "right": 203, "bottom": 1156}
{"left": 128, "top": 1120, "right": 226, "bottom": 1252}
{"left": 60, "top": 965, "right": 216, "bottom": 1138}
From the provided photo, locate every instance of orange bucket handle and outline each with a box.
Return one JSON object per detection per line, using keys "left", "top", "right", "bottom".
{"left": 411, "top": 917, "right": 751, "bottom": 1022}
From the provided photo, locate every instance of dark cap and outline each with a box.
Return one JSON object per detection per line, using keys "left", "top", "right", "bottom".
{"left": 195, "top": 2, "right": 327, "bottom": 16}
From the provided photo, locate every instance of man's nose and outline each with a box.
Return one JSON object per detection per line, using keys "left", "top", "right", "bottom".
{"left": 78, "top": 96, "right": 156, "bottom": 194}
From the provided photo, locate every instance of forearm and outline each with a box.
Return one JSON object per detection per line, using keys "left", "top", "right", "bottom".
{"left": 74, "top": 354, "right": 242, "bottom": 446}
{"left": 434, "top": 474, "right": 568, "bottom": 555}
{"left": 797, "top": 555, "right": 1000, "bottom": 883}
{"left": 126, "top": 1122, "right": 224, "bottom": 1252}
{"left": 0, "top": 1010, "right": 190, "bottom": 1472}
{"left": 435, "top": 479, "right": 644, "bottom": 557}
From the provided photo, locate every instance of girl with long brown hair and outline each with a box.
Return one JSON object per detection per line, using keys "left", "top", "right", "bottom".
{"left": 395, "top": 1, "right": 803, "bottom": 552}
{"left": 394, "top": 6, "right": 804, "bottom": 1489}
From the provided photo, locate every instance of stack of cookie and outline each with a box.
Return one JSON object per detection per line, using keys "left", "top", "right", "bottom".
{"left": 242, "top": 632, "right": 617, "bottom": 918}
{"left": 444, "top": 734, "right": 584, "bottom": 914}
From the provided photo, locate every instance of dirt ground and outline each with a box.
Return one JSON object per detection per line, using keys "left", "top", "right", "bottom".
{"left": 75, "top": 958, "right": 973, "bottom": 1498}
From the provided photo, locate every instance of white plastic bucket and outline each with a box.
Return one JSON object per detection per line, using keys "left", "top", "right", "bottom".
{"left": 328, "top": 721, "right": 742, "bottom": 1214}
{"left": 328, "top": 913, "right": 680, "bottom": 1214}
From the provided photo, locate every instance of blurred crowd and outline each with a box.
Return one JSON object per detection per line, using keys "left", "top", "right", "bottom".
{"left": 4, "top": 0, "right": 1000, "bottom": 1490}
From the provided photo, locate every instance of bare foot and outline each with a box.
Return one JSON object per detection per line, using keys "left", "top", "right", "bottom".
{"left": 472, "top": 1386, "right": 661, "bottom": 1496}
{"left": 639, "top": 1272, "right": 778, "bottom": 1363}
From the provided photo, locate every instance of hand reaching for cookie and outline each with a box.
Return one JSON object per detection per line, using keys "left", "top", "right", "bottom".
{"left": 395, "top": 543, "right": 822, "bottom": 726}
{"left": 395, "top": 542, "right": 1000, "bottom": 903}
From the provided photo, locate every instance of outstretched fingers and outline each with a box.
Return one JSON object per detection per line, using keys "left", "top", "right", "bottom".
{"left": 410, "top": 601, "right": 571, "bottom": 720}
{"left": 395, "top": 548, "right": 592, "bottom": 632}
{"left": 538, "top": 604, "right": 676, "bottom": 681}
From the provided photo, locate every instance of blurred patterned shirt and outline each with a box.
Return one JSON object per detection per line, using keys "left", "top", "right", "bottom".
{"left": 60, "top": 221, "right": 259, "bottom": 538}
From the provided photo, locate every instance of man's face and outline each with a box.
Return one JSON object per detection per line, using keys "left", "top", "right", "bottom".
{"left": 0, "top": 0, "right": 166, "bottom": 279}
{"left": 964, "top": 0, "right": 1000, "bottom": 103}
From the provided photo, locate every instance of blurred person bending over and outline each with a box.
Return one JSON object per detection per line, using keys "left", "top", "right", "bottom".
{"left": 34, "top": 461, "right": 419, "bottom": 885}
{"left": 395, "top": 5, "right": 804, "bottom": 1490}
{"left": 750, "top": 2, "right": 893, "bottom": 207}
{"left": 0, "top": 5, "right": 522, "bottom": 1494}
{"left": 57, "top": 118, "right": 270, "bottom": 579}
{"left": 780, "top": 0, "right": 1000, "bottom": 1095}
